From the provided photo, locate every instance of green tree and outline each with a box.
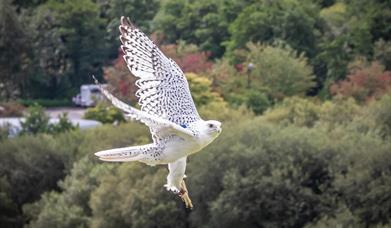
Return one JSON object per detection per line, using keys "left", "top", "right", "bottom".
{"left": 0, "top": 125, "right": 10, "bottom": 142}
{"left": 315, "top": 0, "right": 389, "bottom": 88}
{"left": 333, "top": 134, "right": 391, "bottom": 226}
{"left": 189, "top": 120, "right": 329, "bottom": 227}
{"left": 154, "top": 0, "right": 253, "bottom": 57}
{"left": 27, "top": 0, "right": 107, "bottom": 98}
{"left": 188, "top": 117, "right": 391, "bottom": 227}
{"left": 186, "top": 73, "right": 225, "bottom": 107}
{"left": 374, "top": 39, "right": 391, "bottom": 70}
{"left": 0, "top": 134, "right": 70, "bottom": 226}
{"left": 25, "top": 5, "right": 73, "bottom": 98}
{"left": 90, "top": 164, "right": 188, "bottom": 228}
{"left": 0, "top": 176, "right": 19, "bottom": 228}
{"left": 354, "top": 93, "right": 391, "bottom": 139}
{"left": 84, "top": 102, "right": 125, "bottom": 124}
{"left": 369, "top": 0, "right": 391, "bottom": 42}
{"left": 12, "top": 0, "right": 48, "bottom": 9}
{"left": 23, "top": 158, "right": 104, "bottom": 228}
{"left": 330, "top": 60, "right": 391, "bottom": 103}
{"left": 51, "top": 113, "right": 78, "bottom": 134}
{"left": 20, "top": 104, "right": 51, "bottom": 135}
{"left": 0, "top": 0, "right": 32, "bottom": 99}
{"left": 20, "top": 104, "right": 77, "bottom": 135}
{"left": 245, "top": 91, "right": 270, "bottom": 115}
{"left": 0, "top": 122, "right": 148, "bottom": 226}
{"left": 245, "top": 43, "right": 315, "bottom": 101}
{"left": 227, "top": 0, "right": 320, "bottom": 58}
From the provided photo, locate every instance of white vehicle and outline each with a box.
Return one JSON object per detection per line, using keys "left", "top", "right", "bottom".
{"left": 72, "top": 84, "right": 106, "bottom": 107}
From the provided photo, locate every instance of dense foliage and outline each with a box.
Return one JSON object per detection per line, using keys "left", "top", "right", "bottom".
{"left": 330, "top": 59, "right": 391, "bottom": 103}
{"left": 244, "top": 43, "right": 316, "bottom": 100}
{"left": 1, "top": 95, "right": 390, "bottom": 227}
{"left": 20, "top": 104, "right": 77, "bottom": 135}
{"left": 1, "top": 0, "right": 390, "bottom": 101}
{"left": 84, "top": 102, "right": 125, "bottom": 124}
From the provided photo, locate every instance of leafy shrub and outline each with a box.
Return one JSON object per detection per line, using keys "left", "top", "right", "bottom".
{"left": 199, "top": 102, "right": 253, "bottom": 122}
{"left": 0, "top": 101, "right": 25, "bottom": 117}
{"left": 1, "top": 122, "right": 149, "bottom": 227}
{"left": 263, "top": 96, "right": 361, "bottom": 129}
{"left": 207, "top": 59, "right": 239, "bottom": 94}
{"left": 304, "top": 205, "right": 361, "bottom": 227}
{"left": 245, "top": 91, "right": 271, "bottom": 115}
{"left": 188, "top": 121, "right": 338, "bottom": 227}
{"left": 186, "top": 72, "right": 251, "bottom": 121}
{"left": 177, "top": 52, "right": 213, "bottom": 74}
{"left": 352, "top": 93, "right": 391, "bottom": 138}
{"left": 319, "top": 97, "right": 360, "bottom": 126}
{"left": 17, "top": 99, "right": 72, "bottom": 108}
{"left": 225, "top": 93, "right": 248, "bottom": 107}
{"left": 369, "top": 94, "right": 391, "bottom": 138}
{"left": 186, "top": 73, "right": 225, "bottom": 107}
{"left": 244, "top": 43, "right": 315, "bottom": 101}
{"left": 20, "top": 104, "right": 51, "bottom": 135}
{"left": 189, "top": 118, "right": 391, "bottom": 227}
{"left": 374, "top": 39, "right": 391, "bottom": 70}
{"left": 0, "top": 175, "right": 19, "bottom": 228}
{"left": 263, "top": 97, "right": 322, "bottom": 127}
{"left": 0, "top": 134, "right": 68, "bottom": 216}
{"left": 24, "top": 191, "right": 90, "bottom": 228}
{"left": 51, "top": 113, "right": 78, "bottom": 134}
{"left": 20, "top": 104, "right": 77, "bottom": 135}
{"left": 334, "top": 141, "right": 391, "bottom": 226}
{"left": 84, "top": 102, "right": 125, "bottom": 124}
{"left": 24, "top": 158, "right": 187, "bottom": 228}
{"left": 22, "top": 122, "right": 151, "bottom": 227}
{"left": 330, "top": 60, "right": 391, "bottom": 103}
{"left": 0, "top": 123, "right": 11, "bottom": 141}
{"left": 23, "top": 158, "right": 103, "bottom": 228}
{"left": 89, "top": 164, "right": 188, "bottom": 228}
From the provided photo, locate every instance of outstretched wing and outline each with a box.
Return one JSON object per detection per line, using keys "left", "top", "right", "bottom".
{"left": 93, "top": 76, "right": 195, "bottom": 141}
{"left": 119, "top": 16, "right": 201, "bottom": 126}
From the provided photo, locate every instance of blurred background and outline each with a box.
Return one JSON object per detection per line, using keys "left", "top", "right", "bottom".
{"left": 1, "top": 0, "right": 391, "bottom": 227}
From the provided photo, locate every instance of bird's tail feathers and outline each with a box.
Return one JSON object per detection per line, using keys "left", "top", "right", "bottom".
{"left": 95, "top": 144, "right": 151, "bottom": 162}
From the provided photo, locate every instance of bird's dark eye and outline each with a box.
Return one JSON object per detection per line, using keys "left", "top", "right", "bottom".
{"left": 208, "top": 124, "right": 214, "bottom": 128}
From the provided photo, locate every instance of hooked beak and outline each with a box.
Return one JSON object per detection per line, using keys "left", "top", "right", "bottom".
{"left": 217, "top": 126, "right": 222, "bottom": 134}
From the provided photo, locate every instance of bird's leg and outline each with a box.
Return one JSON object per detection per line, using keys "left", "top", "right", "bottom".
{"left": 179, "top": 179, "right": 193, "bottom": 209}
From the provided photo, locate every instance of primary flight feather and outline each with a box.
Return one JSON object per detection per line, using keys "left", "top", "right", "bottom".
{"left": 94, "top": 16, "right": 222, "bottom": 208}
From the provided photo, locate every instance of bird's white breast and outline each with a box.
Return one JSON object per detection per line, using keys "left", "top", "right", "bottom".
{"left": 159, "top": 134, "right": 214, "bottom": 163}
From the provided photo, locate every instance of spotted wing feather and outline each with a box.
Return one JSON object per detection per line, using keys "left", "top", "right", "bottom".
{"left": 119, "top": 16, "right": 200, "bottom": 126}
{"left": 92, "top": 76, "right": 195, "bottom": 141}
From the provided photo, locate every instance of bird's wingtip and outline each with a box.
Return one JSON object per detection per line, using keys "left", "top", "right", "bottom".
{"left": 120, "top": 16, "right": 133, "bottom": 27}
{"left": 91, "top": 75, "right": 99, "bottom": 84}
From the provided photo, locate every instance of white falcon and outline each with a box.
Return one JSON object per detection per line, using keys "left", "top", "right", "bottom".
{"left": 94, "top": 17, "right": 222, "bottom": 208}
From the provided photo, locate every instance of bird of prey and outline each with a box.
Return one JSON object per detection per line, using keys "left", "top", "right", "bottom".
{"left": 94, "top": 17, "right": 222, "bottom": 208}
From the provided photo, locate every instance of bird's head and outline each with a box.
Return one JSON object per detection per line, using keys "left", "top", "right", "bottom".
{"left": 204, "top": 120, "right": 222, "bottom": 137}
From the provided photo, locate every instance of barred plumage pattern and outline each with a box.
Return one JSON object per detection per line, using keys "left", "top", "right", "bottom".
{"left": 93, "top": 75, "right": 195, "bottom": 144}
{"left": 119, "top": 17, "right": 200, "bottom": 126}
